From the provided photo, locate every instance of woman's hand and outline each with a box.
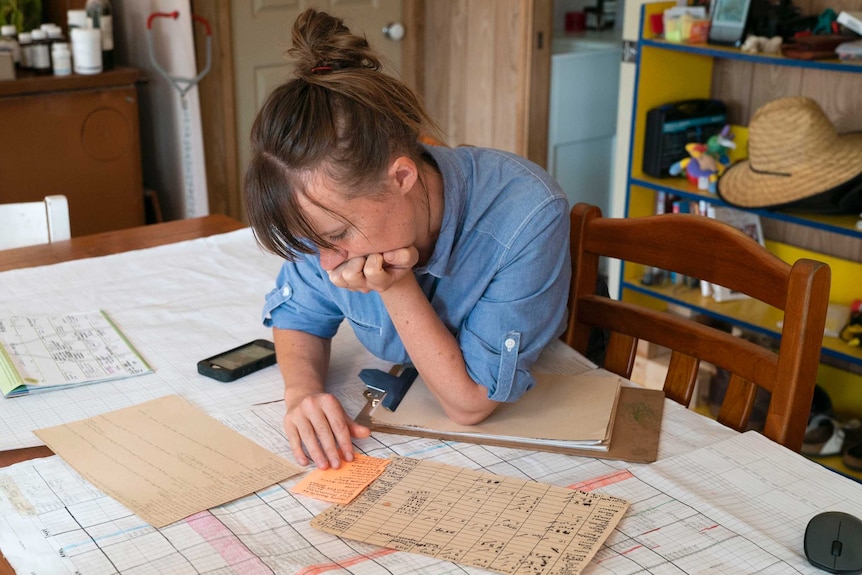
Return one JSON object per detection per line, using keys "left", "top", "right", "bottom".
{"left": 327, "top": 247, "right": 418, "bottom": 293}
{"left": 283, "top": 391, "right": 370, "bottom": 469}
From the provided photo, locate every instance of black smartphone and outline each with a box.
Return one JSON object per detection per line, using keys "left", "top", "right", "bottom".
{"left": 197, "top": 339, "right": 277, "bottom": 382}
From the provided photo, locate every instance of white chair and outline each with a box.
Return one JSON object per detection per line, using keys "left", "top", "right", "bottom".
{"left": 0, "top": 195, "right": 71, "bottom": 250}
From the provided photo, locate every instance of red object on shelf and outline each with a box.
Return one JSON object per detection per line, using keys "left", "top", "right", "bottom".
{"left": 565, "top": 11, "right": 586, "bottom": 33}
{"left": 650, "top": 13, "right": 664, "bottom": 36}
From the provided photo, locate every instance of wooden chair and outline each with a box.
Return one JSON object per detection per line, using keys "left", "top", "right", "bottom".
{"left": 563, "top": 203, "right": 831, "bottom": 451}
{"left": 0, "top": 195, "right": 71, "bottom": 250}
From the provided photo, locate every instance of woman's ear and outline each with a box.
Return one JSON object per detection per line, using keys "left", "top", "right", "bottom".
{"left": 388, "top": 156, "right": 418, "bottom": 196}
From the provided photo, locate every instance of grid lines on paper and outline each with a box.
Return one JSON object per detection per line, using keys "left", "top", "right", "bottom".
{"left": 3, "top": 408, "right": 858, "bottom": 574}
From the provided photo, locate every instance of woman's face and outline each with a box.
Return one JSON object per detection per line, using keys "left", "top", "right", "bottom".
{"left": 297, "top": 172, "right": 419, "bottom": 272}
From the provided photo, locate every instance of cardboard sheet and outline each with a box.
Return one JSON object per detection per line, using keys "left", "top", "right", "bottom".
{"left": 34, "top": 394, "right": 303, "bottom": 527}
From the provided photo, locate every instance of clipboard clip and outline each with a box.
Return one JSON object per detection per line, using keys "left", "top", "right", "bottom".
{"left": 359, "top": 366, "right": 418, "bottom": 412}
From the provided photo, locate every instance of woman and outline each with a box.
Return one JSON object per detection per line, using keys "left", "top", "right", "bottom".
{"left": 245, "top": 8, "right": 571, "bottom": 470}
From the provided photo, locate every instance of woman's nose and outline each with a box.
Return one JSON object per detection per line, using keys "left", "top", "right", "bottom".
{"left": 319, "top": 247, "right": 348, "bottom": 271}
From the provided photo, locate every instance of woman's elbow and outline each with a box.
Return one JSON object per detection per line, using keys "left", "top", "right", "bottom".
{"left": 445, "top": 399, "right": 498, "bottom": 426}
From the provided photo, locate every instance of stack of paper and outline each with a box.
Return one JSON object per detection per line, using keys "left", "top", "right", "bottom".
{"left": 369, "top": 370, "right": 623, "bottom": 451}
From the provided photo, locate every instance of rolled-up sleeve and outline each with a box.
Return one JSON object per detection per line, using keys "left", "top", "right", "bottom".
{"left": 262, "top": 259, "right": 344, "bottom": 339}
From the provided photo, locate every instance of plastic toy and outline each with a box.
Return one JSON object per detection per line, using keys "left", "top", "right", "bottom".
{"left": 740, "top": 35, "right": 783, "bottom": 54}
{"left": 669, "top": 125, "right": 736, "bottom": 193}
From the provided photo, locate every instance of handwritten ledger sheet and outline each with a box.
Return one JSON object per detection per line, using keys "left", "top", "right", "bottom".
{"left": 291, "top": 453, "right": 391, "bottom": 504}
{"left": 312, "top": 457, "right": 629, "bottom": 575}
{"left": 0, "top": 310, "right": 152, "bottom": 397}
{"left": 34, "top": 395, "right": 303, "bottom": 527}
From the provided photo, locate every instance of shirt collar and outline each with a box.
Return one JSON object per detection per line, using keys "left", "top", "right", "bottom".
{"left": 414, "top": 144, "right": 467, "bottom": 278}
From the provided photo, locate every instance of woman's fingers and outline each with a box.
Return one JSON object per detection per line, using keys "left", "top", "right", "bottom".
{"left": 284, "top": 393, "right": 364, "bottom": 469}
{"left": 383, "top": 247, "right": 418, "bottom": 268}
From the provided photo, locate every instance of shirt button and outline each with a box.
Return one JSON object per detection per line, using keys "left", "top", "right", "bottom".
{"left": 282, "top": 286, "right": 292, "bottom": 297}
{"left": 504, "top": 338, "right": 516, "bottom": 352}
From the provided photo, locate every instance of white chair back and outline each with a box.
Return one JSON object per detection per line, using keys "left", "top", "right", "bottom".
{"left": 0, "top": 195, "right": 71, "bottom": 250}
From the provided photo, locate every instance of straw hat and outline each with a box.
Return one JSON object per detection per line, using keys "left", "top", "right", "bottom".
{"left": 717, "top": 97, "right": 862, "bottom": 210}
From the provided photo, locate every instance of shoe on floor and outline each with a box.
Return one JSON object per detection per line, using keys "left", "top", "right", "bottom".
{"left": 802, "top": 414, "right": 846, "bottom": 457}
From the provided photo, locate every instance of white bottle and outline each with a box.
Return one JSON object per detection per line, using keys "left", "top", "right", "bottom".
{"left": 17, "top": 31, "right": 32, "bottom": 70}
{"left": 29, "top": 29, "right": 52, "bottom": 75}
{"left": 85, "top": 0, "right": 113, "bottom": 70}
{"left": 52, "top": 42, "right": 71, "bottom": 76}
{"left": 0, "top": 25, "right": 20, "bottom": 67}
{"left": 67, "top": 10, "right": 88, "bottom": 31}
{"left": 71, "top": 27, "right": 102, "bottom": 75}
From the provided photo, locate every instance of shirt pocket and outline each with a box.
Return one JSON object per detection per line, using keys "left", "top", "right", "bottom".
{"left": 262, "top": 284, "right": 293, "bottom": 327}
{"left": 345, "top": 314, "right": 382, "bottom": 336}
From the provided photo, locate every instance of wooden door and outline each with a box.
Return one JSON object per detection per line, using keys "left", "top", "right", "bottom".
{"left": 194, "top": 0, "right": 552, "bottom": 221}
{"left": 194, "top": 0, "right": 402, "bottom": 222}
{"left": 422, "top": 0, "right": 552, "bottom": 166}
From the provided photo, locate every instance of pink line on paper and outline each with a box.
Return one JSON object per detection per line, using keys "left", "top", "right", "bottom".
{"left": 184, "top": 511, "right": 271, "bottom": 574}
{"left": 568, "top": 469, "right": 634, "bottom": 492}
{"left": 295, "top": 548, "right": 398, "bottom": 575}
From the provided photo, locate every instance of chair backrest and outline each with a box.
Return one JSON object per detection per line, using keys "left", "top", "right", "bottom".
{"left": 0, "top": 195, "right": 71, "bottom": 250}
{"left": 563, "top": 203, "right": 831, "bottom": 451}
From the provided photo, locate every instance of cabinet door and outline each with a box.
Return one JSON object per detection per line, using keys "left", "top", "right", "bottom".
{"left": 0, "top": 87, "right": 145, "bottom": 236}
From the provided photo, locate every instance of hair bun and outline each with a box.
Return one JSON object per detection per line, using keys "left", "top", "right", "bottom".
{"left": 288, "top": 9, "right": 382, "bottom": 79}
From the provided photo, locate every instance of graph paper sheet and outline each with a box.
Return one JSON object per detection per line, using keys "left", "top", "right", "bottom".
{"left": 0, "top": 229, "right": 392, "bottom": 451}
{"left": 1, "top": 406, "right": 857, "bottom": 574}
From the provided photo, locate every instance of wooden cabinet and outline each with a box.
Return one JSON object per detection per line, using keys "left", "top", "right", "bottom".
{"left": 0, "top": 68, "right": 145, "bottom": 236}
{"left": 623, "top": 4, "right": 862, "bottom": 425}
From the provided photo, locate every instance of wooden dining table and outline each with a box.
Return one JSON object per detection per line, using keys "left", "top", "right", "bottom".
{"left": 2, "top": 215, "right": 862, "bottom": 575}
{"left": 0, "top": 215, "right": 245, "bottom": 575}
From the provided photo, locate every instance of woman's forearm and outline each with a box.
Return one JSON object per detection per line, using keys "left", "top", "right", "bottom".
{"left": 380, "top": 276, "right": 498, "bottom": 424}
{"left": 273, "top": 327, "right": 330, "bottom": 406}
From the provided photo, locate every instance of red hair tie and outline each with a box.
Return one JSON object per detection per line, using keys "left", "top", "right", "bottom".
{"left": 311, "top": 66, "right": 333, "bottom": 74}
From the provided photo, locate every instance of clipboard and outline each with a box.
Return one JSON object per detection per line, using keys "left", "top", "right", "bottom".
{"left": 357, "top": 367, "right": 664, "bottom": 464}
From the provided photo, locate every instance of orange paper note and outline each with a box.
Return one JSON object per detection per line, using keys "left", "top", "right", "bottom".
{"left": 291, "top": 454, "right": 391, "bottom": 504}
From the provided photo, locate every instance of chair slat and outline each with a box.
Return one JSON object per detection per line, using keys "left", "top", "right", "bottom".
{"left": 664, "top": 352, "right": 700, "bottom": 407}
{"left": 604, "top": 332, "right": 637, "bottom": 379}
{"left": 718, "top": 375, "right": 757, "bottom": 433}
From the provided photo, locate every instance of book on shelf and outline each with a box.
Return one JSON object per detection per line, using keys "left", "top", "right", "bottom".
{"left": 0, "top": 310, "right": 152, "bottom": 398}
{"left": 705, "top": 205, "right": 765, "bottom": 302}
{"left": 837, "top": 11, "right": 862, "bottom": 37}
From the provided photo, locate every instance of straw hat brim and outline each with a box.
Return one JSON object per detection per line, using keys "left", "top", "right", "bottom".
{"left": 717, "top": 132, "right": 862, "bottom": 208}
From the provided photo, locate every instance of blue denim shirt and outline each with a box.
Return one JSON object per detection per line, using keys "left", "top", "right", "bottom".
{"left": 263, "top": 145, "right": 571, "bottom": 402}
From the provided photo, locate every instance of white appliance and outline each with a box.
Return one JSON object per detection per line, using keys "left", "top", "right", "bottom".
{"left": 547, "top": 36, "right": 621, "bottom": 217}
